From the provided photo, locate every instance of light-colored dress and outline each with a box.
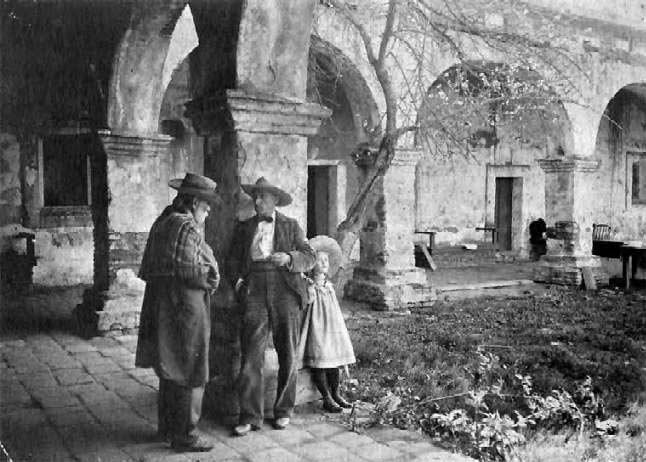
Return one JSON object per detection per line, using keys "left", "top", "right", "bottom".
{"left": 300, "top": 280, "right": 356, "bottom": 368}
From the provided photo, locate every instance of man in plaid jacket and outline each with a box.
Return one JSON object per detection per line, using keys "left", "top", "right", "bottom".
{"left": 136, "top": 173, "right": 220, "bottom": 452}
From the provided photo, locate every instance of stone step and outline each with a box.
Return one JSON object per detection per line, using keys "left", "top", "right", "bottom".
{"left": 417, "top": 247, "right": 520, "bottom": 268}
{"left": 435, "top": 280, "right": 542, "bottom": 301}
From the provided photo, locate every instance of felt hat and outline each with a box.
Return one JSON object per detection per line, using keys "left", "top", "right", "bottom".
{"left": 309, "top": 235, "right": 343, "bottom": 277}
{"left": 169, "top": 173, "right": 219, "bottom": 203}
{"left": 241, "top": 177, "right": 292, "bottom": 207}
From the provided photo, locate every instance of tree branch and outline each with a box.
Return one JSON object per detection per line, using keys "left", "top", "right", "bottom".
{"left": 378, "top": 0, "right": 397, "bottom": 66}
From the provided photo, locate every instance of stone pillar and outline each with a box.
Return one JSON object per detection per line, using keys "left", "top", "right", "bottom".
{"left": 534, "top": 157, "right": 608, "bottom": 286}
{"left": 186, "top": 89, "right": 330, "bottom": 422}
{"left": 344, "top": 148, "right": 436, "bottom": 310}
{"left": 74, "top": 130, "right": 171, "bottom": 337}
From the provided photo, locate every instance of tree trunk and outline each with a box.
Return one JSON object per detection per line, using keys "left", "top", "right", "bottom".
{"left": 332, "top": 134, "right": 396, "bottom": 292}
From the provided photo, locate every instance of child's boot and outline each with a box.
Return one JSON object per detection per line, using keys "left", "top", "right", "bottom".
{"left": 327, "top": 368, "right": 352, "bottom": 408}
{"left": 312, "top": 368, "right": 342, "bottom": 413}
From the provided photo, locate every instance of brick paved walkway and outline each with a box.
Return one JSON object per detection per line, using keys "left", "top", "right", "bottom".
{"left": 0, "top": 330, "right": 473, "bottom": 462}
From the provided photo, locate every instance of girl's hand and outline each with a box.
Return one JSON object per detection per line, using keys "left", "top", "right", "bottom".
{"left": 307, "top": 284, "right": 316, "bottom": 305}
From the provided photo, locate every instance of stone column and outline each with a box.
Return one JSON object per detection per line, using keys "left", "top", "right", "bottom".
{"left": 344, "top": 148, "right": 436, "bottom": 310}
{"left": 534, "top": 157, "right": 608, "bottom": 286}
{"left": 74, "top": 130, "right": 171, "bottom": 336}
{"left": 186, "top": 89, "right": 330, "bottom": 422}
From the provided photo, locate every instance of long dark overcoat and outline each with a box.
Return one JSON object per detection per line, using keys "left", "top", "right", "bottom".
{"left": 135, "top": 207, "right": 219, "bottom": 387}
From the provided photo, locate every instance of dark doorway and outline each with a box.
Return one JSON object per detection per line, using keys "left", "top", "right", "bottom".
{"left": 307, "top": 166, "right": 330, "bottom": 238}
{"left": 42, "top": 134, "right": 92, "bottom": 206}
{"left": 495, "top": 177, "right": 513, "bottom": 251}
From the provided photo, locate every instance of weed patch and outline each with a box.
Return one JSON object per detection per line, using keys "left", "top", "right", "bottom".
{"left": 344, "top": 286, "right": 646, "bottom": 460}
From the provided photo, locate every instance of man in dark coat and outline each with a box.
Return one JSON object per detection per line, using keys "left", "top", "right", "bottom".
{"left": 228, "top": 177, "right": 316, "bottom": 436}
{"left": 529, "top": 218, "right": 547, "bottom": 261}
{"left": 135, "top": 173, "right": 220, "bottom": 452}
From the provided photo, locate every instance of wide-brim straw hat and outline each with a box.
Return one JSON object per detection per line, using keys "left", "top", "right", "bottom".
{"left": 169, "top": 173, "right": 220, "bottom": 203}
{"left": 309, "top": 235, "right": 343, "bottom": 277}
{"left": 241, "top": 177, "right": 292, "bottom": 207}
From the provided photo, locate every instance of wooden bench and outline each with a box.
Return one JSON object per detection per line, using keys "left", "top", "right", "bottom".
{"left": 475, "top": 226, "right": 497, "bottom": 248}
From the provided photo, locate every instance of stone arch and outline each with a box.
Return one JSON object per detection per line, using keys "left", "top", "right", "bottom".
{"left": 588, "top": 83, "right": 646, "bottom": 239}
{"left": 566, "top": 60, "right": 646, "bottom": 158}
{"left": 312, "top": 7, "right": 387, "bottom": 116}
{"left": 306, "top": 35, "right": 380, "bottom": 236}
{"left": 419, "top": 60, "right": 573, "bottom": 156}
{"left": 159, "top": 54, "right": 204, "bottom": 203}
{"left": 308, "top": 35, "right": 381, "bottom": 151}
{"left": 416, "top": 60, "right": 572, "bottom": 255}
{"left": 107, "top": 3, "right": 198, "bottom": 136}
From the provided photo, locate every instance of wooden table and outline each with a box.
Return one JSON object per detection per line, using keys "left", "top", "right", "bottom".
{"left": 475, "top": 226, "right": 497, "bottom": 247}
{"left": 620, "top": 244, "right": 646, "bottom": 290}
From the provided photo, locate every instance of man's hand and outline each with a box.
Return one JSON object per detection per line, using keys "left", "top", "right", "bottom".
{"left": 270, "top": 252, "right": 291, "bottom": 267}
{"left": 206, "top": 276, "right": 218, "bottom": 289}
{"left": 235, "top": 278, "right": 245, "bottom": 293}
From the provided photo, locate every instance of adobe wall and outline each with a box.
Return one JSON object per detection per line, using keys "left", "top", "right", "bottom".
{"left": 0, "top": 134, "right": 22, "bottom": 228}
{"left": 416, "top": 144, "right": 547, "bottom": 256}
{"left": 0, "top": 132, "right": 96, "bottom": 287}
{"left": 589, "top": 95, "right": 646, "bottom": 241}
{"left": 529, "top": 0, "right": 646, "bottom": 27}
{"left": 32, "top": 227, "right": 94, "bottom": 286}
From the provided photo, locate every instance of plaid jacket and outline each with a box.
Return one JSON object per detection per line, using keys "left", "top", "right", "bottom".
{"left": 139, "top": 206, "right": 218, "bottom": 289}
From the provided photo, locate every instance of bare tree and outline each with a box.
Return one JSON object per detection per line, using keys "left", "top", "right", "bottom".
{"left": 311, "top": 0, "right": 587, "bottom": 287}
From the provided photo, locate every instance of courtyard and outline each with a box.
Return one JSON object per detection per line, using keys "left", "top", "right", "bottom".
{"left": 0, "top": 285, "right": 473, "bottom": 462}
{"left": 2, "top": 275, "right": 646, "bottom": 461}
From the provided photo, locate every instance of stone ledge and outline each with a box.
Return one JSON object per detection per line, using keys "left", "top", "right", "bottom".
{"left": 344, "top": 269, "right": 436, "bottom": 311}
{"left": 73, "top": 288, "right": 143, "bottom": 337}
{"left": 536, "top": 157, "right": 600, "bottom": 173}
{"left": 350, "top": 267, "right": 427, "bottom": 286}
{"left": 97, "top": 130, "right": 172, "bottom": 157}
{"left": 185, "top": 90, "right": 331, "bottom": 136}
{"left": 533, "top": 255, "right": 609, "bottom": 287}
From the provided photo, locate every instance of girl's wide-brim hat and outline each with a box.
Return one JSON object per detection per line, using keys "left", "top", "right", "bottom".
{"left": 241, "top": 177, "right": 292, "bottom": 207}
{"left": 169, "top": 173, "right": 220, "bottom": 203}
{"left": 309, "top": 235, "right": 343, "bottom": 277}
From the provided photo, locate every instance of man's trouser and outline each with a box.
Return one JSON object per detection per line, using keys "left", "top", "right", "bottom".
{"left": 158, "top": 378, "right": 205, "bottom": 445}
{"left": 238, "top": 262, "right": 300, "bottom": 426}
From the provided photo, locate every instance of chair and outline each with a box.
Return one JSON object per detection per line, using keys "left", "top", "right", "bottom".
{"left": 592, "top": 224, "right": 611, "bottom": 241}
{"left": 592, "top": 224, "right": 623, "bottom": 259}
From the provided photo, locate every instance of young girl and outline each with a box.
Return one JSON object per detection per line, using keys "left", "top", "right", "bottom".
{"left": 300, "top": 235, "right": 356, "bottom": 413}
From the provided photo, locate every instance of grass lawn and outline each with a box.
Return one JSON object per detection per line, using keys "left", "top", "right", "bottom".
{"left": 344, "top": 285, "right": 646, "bottom": 460}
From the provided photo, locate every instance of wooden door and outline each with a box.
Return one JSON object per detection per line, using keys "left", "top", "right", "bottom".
{"left": 495, "top": 178, "right": 513, "bottom": 251}
{"left": 307, "top": 166, "right": 330, "bottom": 238}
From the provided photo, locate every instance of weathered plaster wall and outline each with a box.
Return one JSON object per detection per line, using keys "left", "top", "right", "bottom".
{"left": 238, "top": 134, "right": 308, "bottom": 227}
{"left": 416, "top": 155, "right": 488, "bottom": 246}
{"left": 105, "top": 154, "right": 165, "bottom": 234}
{"left": 237, "top": 0, "right": 317, "bottom": 99}
{"left": 590, "top": 94, "right": 646, "bottom": 240}
{"left": 32, "top": 227, "right": 93, "bottom": 286}
{"left": 416, "top": 142, "right": 547, "bottom": 254}
{"left": 108, "top": 3, "right": 188, "bottom": 136}
{"left": 159, "top": 58, "right": 205, "bottom": 198}
{"left": 529, "top": 0, "right": 646, "bottom": 27}
{"left": 0, "top": 133, "right": 95, "bottom": 287}
{"left": 0, "top": 134, "right": 22, "bottom": 227}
